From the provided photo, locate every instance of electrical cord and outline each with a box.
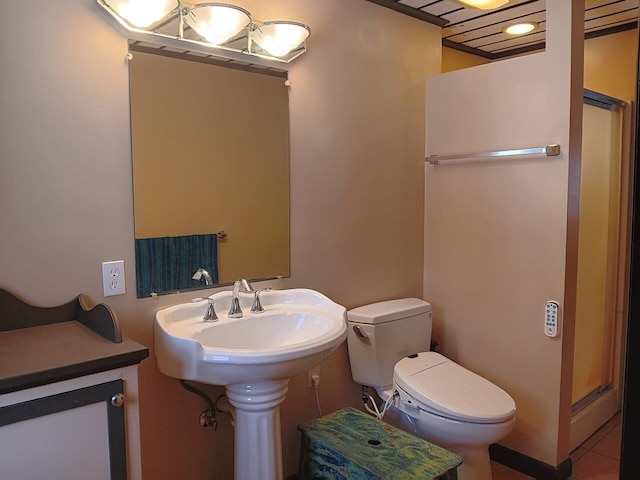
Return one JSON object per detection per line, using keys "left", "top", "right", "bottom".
{"left": 313, "top": 383, "right": 323, "bottom": 417}
{"left": 363, "top": 390, "right": 398, "bottom": 420}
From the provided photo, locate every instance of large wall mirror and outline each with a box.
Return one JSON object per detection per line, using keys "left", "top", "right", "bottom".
{"left": 129, "top": 46, "right": 290, "bottom": 297}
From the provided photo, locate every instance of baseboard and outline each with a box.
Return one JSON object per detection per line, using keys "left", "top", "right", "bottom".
{"left": 489, "top": 444, "right": 572, "bottom": 480}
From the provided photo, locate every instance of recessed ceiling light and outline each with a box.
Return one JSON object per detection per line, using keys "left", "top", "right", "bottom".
{"left": 503, "top": 22, "right": 539, "bottom": 35}
{"left": 454, "top": 0, "right": 509, "bottom": 10}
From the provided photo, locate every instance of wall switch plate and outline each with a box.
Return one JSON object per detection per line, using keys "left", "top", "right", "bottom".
{"left": 102, "top": 260, "right": 126, "bottom": 297}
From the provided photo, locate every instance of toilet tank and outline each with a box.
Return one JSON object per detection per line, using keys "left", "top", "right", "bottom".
{"left": 346, "top": 298, "right": 432, "bottom": 388}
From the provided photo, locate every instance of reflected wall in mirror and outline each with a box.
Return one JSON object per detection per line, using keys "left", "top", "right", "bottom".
{"left": 129, "top": 47, "right": 290, "bottom": 297}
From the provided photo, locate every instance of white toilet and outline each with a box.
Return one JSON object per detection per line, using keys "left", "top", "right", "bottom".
{"left": 346, "top": 298, "right": 516, "bottom": 480}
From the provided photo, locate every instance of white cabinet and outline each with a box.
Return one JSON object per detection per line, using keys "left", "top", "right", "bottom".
{"left": 0, "top": 289, "right": 148, "bottom": 480}
{"left": 0, "top": 366, "right": 143, "bottom": 480}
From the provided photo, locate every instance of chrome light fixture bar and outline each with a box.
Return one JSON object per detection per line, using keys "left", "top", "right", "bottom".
{"left": 97, "top": 0, "right": 311, "bottom": 63}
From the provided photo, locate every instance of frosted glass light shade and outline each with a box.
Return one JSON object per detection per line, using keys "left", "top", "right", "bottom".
{"left": 252, "top": 21, "right": 310, "bottom": 58}
{"left": 184, "top": 3, "right": 251, "bottom": 45}
{"left": 454, "top": 0, "right": 509, "bottom": 10}
{"left": 503, "top": 22, "right": 538, "bottom": 35}
{"left": 106, "top": 0, "right": 177, "bottom": 28}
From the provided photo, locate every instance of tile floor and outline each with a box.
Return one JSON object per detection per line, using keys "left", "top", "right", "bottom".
{"left": 490, "top": 413, "right": 621, "bottom": 480}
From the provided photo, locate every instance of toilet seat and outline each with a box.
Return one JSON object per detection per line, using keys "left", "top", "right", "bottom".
{"left": 393, "top": 352, "right": 516, "bottom": 424}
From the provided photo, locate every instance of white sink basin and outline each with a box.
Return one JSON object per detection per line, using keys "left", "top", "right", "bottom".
{"left": 154, "top": 288, "right": 347, "bottom": 386}
{"left": 155, "top": 288, "right": 347, "bottom": 480}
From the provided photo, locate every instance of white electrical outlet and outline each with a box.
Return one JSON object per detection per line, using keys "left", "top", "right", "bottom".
{"left": 102, "top": 260, "right": 126, "bottom": 297}
{"left": 308, "top": 366, "right": 320, "bottom": 388}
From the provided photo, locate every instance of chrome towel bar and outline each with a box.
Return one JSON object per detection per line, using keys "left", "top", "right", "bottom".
{"left": 426, "top": 144, "right": 560, "bottom": 165}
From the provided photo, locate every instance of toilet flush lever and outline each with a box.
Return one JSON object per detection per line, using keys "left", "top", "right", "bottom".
{"left": 353, "top": 325, "right": 368, "bottom": 339}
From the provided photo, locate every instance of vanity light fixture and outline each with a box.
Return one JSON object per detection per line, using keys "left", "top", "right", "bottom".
{"left": 184, "top": 3, "right": 251, "bottom": 46}
{"left": 454, "top": 0, "right": 509, "bottom": 10}
{"left": 503, "top": 21, "right": 539, "bottom": 35}
{"left": 251, "top": 21, "right": 311, "bottom": 58}
{"left": 97, "top": 0, "right": 311, "bottom": 63}
{"left": 106, "top": 0, "right": 178, "bottom": 28}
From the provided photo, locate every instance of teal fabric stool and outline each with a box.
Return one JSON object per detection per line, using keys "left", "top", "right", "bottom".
{"left": 298, "top": 407, "right": 462, "bottom": 479}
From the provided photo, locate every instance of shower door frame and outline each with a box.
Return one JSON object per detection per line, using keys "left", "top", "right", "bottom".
{"left": 569, "top": 90, "right": 632, "bottom": 451}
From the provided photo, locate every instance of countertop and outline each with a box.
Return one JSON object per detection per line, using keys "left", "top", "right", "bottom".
{"left": 0, "top": 321, "right": 149, "bottom": 395}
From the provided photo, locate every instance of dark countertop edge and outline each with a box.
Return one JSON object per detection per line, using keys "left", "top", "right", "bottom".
{"left": 0, "top": 349, "right": 149, "bottom": 395}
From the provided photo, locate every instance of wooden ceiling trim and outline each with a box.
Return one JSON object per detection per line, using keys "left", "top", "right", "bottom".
{"left": 365, "top": 0, "right": 448, "bottom": 26}
{"left": 444, "top": 11, "right": 546, "bottom": 41}
{"left": 441, "top": 0, "right": 542, "bottom": 27}
{"left": 470, "top": 30, "right": 546, "bottom": 50}
{"left": 370, "top": 0, "right": 638, "bottom": 57}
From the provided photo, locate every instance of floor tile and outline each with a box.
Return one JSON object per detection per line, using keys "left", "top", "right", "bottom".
{"left": 592, "top": 428, "right": 621, "bottom": 460}
{"left": 581, "top": 426, "right": 612, "bottom": 450}
{"left": 490, "top": 412, "right": 621, "bottom": 479}
{"left": 490, "top": 461, "right": 533, "bottom": 479}
{"left": 571, "top": 447, "right": 589, "bottom": 464}
{"left": 572, "top": 451, "right": 619, "bottom": 480}
{"left": 580, "top": 414, "right": 619, "bottom": 451}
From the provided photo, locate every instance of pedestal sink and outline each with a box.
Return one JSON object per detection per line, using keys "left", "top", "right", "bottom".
{"left": 154, "top": 288, "right": 347, "bottom": 480}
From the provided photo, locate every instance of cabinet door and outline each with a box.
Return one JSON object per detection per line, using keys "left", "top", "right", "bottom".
{"left": 0, "top": 380, "right": 126, "bottom": 480}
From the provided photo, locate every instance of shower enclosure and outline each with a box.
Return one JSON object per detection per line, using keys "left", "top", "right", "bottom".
{"left": 570, "top": 90, "right": 630, "bottom": 450}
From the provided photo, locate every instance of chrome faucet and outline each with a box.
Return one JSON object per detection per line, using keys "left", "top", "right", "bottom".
{"left": 251, "top": 288, "right": 272, "bottom": 313}
{"left": 192, "top": 297, "right": 218, "bottom": 322}
{"left": 192, "top": 268, "right": 213, "bottom": 286}
{"left": 228, "top": 279, "right": 254, "bottom": 318}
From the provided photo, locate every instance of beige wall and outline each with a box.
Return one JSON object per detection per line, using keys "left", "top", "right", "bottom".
{"left": 444, "top": 29, "right": 638, "bottom": 102}
{"left": 437, "top": 20, "right": 637, "bottom": 465}
{"left": 441, "top": 46, "right": 491, "bottom": 72}
{"left": 0, "top": 1, "right": 441, "bottom": 478}
{"left": 424, "top": 2, "right": 584, "bottom": 466}
{"left": 584, "top": 29, "right": 638, "bottom": 102}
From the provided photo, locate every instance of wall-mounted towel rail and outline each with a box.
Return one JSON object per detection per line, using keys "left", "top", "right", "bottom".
{"left": 426, "top": 144, "right": 560, "bottom": 165}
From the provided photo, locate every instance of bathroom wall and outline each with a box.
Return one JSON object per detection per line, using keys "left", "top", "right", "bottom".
{"left": 441, "top": 46, "right": 491, "bottom": 73}
{"left": 443, "top": 29, "right": 638, "bottom": 101}
{"left": 584, "top": 29, "right": 638, "bottom": 102}
{"left": 0, "top": 1, "right": 441, "bottom": 478}
{"left": 424, "top": 1, "right": 583, "bottom": 467}
{"left": 437, "top": 24, "right": 638, "bottom": 455}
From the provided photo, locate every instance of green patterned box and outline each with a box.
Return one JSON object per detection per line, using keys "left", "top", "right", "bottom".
{"left": 298, "top": 407, "right": 462, "bottom": 480}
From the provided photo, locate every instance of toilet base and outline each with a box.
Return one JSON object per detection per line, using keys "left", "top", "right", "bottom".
{"left": 379, "top": 403, "right": 512, "bottom": 480}
{"left": 448, "top": 445, "right": 492, "bottom": 480}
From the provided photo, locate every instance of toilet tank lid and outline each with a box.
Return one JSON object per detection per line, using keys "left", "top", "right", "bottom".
{"left": 347, "top": 298, "right": 431, "bottom": 324}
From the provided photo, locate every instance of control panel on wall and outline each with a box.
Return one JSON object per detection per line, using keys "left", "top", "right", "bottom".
{"left": 544, "top": 301, "right": 560, "bottom": 338}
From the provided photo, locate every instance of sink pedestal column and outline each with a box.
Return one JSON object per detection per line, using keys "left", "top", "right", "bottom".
{"left": 226, "top": 379, "right": 290, "bottom": 480}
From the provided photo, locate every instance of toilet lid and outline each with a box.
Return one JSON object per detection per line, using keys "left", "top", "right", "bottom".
{"left": 393, "top": 352, "right": 516, "bottom": 423}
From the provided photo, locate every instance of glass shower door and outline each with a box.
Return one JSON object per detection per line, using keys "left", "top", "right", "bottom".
{"left": 572, "top": 94, "right": 624, "bottom": 410}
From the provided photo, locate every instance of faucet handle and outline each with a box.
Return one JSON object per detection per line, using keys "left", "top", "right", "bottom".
{"left": 228, "top": 296, "right": 242, "bottom": 318}
{"left": 192, "top": 297, "right": 218, "bottom": 322}
{"left": 251, "top": 288, "right": 272, "bottom": 314}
